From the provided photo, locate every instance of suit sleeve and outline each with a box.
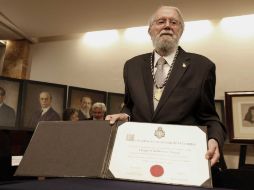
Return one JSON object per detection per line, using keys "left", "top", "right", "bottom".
{"left": 197, "top": 64, "right": 226, "bottom": 151}
{"left": 9, "top": 108, "right": 16, "bottom": 126}
{"left": 121, "top": 61, "right": 133, "bottom": 118}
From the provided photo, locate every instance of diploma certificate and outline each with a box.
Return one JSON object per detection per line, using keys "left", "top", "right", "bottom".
{"left": 109, "top": 122, "right": 211, "bottom": 187}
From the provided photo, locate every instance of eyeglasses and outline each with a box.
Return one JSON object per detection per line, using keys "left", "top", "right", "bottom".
{"left": 153, "top": 18, "right": 181, "bottom": 27}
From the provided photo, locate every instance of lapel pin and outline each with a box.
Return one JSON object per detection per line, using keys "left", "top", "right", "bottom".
{"left": 182, "top": 63, "right": 187, "bottom": 68}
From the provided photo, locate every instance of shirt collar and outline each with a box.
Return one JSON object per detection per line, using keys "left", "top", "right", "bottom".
{"left": 153, "top": 49, "right": 177, "bottom": 68}
{"left": 42, "top": 107, "right": 50, "bottom": 113}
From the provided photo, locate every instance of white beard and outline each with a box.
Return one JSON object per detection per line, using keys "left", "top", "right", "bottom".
{"left": 151, "top": 31, "right": 179, "bottom": 56}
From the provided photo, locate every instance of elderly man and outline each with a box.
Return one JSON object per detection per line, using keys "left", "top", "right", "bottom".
{"left": 0, "top": 87, "right": 16, "bottom": 127}
{"left": 91, "top": 102, "right": 107, "bottom": 120}
{"left": 106, "top": 6, "right": 226, "bottom": 167}
{"left": 78, "top": 96, "right": 92, "bottom": 120}
{"left": 29, "top": 91, "right": 60, "bottom": 128}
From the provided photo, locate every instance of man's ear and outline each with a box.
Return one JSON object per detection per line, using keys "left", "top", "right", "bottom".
{"left": 148, "top": 27, "right": 151, "bottom": 36}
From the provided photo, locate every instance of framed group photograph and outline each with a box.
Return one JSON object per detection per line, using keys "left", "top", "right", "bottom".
{"left": 0, "top": 76, "right": 22, "bottom": 129}
{"left": 20, "top": 80, "right": 67, "bottom": 129}
{"left": 107, "top": 92, "right": 124, "bottom": 115}
{"left": 67, "top": 86, "right": 107, "bottom": 120}
{"left": 225, "top": 91, "right": 254, "bottom": 143}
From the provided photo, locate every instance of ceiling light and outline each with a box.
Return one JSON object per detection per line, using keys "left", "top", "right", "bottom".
{"left": 82, "top": 30, "right": 119, "bottom": 47}
{"left": 220, "top": 14, "right": 254, "bottom": 38}
{"left": 124, "top": 26, "right": 150, "bottom": 43}
{"left": 181, "top": 20, "right": 214, "bottom": 42}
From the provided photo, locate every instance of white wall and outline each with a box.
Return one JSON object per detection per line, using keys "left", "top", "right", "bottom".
{"left": 30, "top": 32, "right": 153, "bottom": 93}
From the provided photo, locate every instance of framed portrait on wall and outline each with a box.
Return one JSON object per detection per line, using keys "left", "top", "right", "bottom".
{"left": 225, "top": 91, "right": 254, "bottom": 144}
{"left": 20, "top": 80, "right": 67, "bottom": 129}
{"left": 107, "top": 92, "right": 124, "bottom": 115}
{"left": 215, "top": 99, "right": 227, "bottom": 142}
{"left": 0, "top": 76, "right": 22, "bottom": 129}
{"left": 215, "top": 99, "right": 225, "bottom": 125}
{"left": 67, "top": 86, "right": 107, "bottom": 120}
{"left": 0, "top": 41, "right": 6, "bottom": 71}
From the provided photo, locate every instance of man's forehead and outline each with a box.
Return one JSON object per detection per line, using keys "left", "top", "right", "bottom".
{"left": 40, "top": 93, "right": 50, "bottom": 98}
{"left": 82, "top": 97, "right": 91, "bottom": 101}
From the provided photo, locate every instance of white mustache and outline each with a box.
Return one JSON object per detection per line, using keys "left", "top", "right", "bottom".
{"left": 159, "top": 30, "right": 174, "bottom": 36}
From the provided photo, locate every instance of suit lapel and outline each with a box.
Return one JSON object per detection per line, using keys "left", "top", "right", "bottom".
{"left": 142, "top": 53, "right": 155, "bottom": 117}
{"left": 153, "top": 47, "right": 191, "bottom": 117}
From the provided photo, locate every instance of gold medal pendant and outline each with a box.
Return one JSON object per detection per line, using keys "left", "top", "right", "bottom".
{"left": 154, "top": 88, "right": 163, "bottom": 101}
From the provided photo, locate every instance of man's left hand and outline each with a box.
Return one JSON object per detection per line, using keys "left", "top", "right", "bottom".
{"left": 205, "top": 139, "right": 220, "bottom": 166}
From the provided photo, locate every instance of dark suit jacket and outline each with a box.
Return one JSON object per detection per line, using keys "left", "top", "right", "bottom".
{"left": 78, "top": 110, "right": 91, "bottom": 120}
{"left": 122, "top": 47, "right": 226, "bottom": 149}
{"left": 29, "top": 107, "right": 61, "bottom": 128}
{"left": 0, "top": 103, "right": 16, "bottom": 127}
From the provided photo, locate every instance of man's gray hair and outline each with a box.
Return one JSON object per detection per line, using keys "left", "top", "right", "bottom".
{"left": 92, "top": 102, "right": 107, "bottom": 112}
{"left": 148, "top": 6, "right": 185, "bottom": 32}
{"left": 40, "top": 91, "right": 52, "bottom": 100}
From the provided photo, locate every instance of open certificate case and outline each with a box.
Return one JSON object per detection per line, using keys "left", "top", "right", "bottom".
{"left": 15, "top": 121, "right": 212, "bottom": 188}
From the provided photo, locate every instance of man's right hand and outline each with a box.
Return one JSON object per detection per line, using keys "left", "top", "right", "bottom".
{"left": 105, "top": 113, "right": 129, "bottom": 125}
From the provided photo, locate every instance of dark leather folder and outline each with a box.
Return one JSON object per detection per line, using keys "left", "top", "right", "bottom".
{"left": 15, "top": 120, "right": 117, "bottom": 178}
